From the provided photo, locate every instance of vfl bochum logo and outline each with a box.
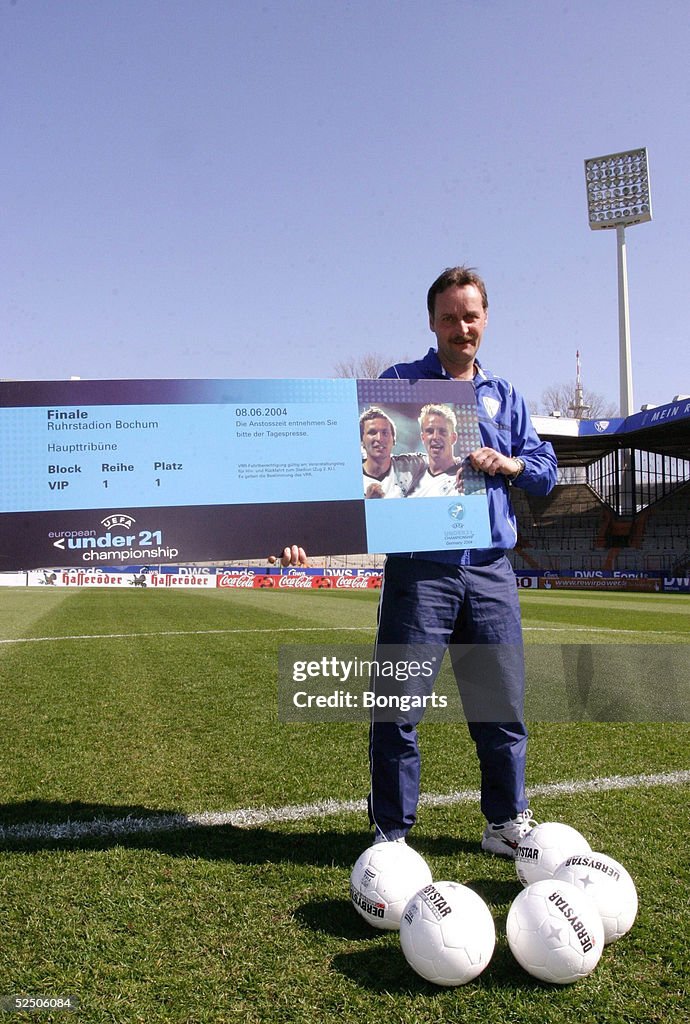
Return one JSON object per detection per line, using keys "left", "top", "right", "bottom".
{"left": 594, "top": 421, "right": 610, "bottom": 433}
{"left": 448, "top": 502, "right": 465, "bottom": 521}
{"left": 483, "top": 396, "right": 500, "bottom": 419}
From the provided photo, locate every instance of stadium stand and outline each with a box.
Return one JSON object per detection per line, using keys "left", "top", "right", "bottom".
{"left": 509, "top": 484, "right": 609, "bottom": 572}
{"left": 509, "top": 481, "right": 690, "bottom": 573}
{"left": 512, "top": 401, "right": 690, "bottom": 574}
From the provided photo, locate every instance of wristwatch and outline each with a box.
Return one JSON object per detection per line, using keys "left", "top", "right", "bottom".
{"left": 509, "top": 457, "right": 525, "bottom": 481}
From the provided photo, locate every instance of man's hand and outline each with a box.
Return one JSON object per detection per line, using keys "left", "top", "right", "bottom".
{"left": 268, "top": 545, "right": 309, "bottom": 567}
{"left": 365, "top": 482, "right": 385, "bottom": 498}
{"left": 469, "top": 447, "right": 522, "bottom": 478}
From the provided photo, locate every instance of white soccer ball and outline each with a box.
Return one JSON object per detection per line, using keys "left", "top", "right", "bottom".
{"left": 350, "top": 842, "right": 432, "bottom": 931}
{"left": 553, "top": 851, "right": 638, "bottom": 944}
{"left": 506, "top": 878, "right": 604, "bottom": 984}
{"left": 399, "top": 881, "right": 496, "bottom": 986}
{"left": 515, "top": 822, "right": 592, "bottom": 887}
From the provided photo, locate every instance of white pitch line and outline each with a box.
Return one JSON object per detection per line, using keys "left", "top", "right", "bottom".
{"left": 523, "top": 625, "right": 687, "bottom": 636}
{"left": 1, "top": 770, "right": 688, "bottom": 844}
{"left": 1, "top": 623, "right": 686, "bottom": 646}
{"left": 0, "top": 626, "right": 374, "bottom": 646}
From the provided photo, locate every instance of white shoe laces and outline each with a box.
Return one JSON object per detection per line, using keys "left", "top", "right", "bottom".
{"left": 515, "top": 807, "right": 538, "bottom": 836}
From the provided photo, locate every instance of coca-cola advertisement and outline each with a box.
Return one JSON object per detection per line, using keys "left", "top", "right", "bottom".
{"left": 331, "top": 575, "right": 382, "bottom": 589}
{"left": 215, "top": 570, "right": 383, "bottom": 589}
{"left": 261, "top": 574, "right": 381, "bottom": 589}
{"left": 217, "top": 572, "right": 257, "bottom": 588}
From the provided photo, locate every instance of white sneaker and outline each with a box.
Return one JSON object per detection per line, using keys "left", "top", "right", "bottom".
{"left": 480, "top": 808, "right": 537, "bottom": 858}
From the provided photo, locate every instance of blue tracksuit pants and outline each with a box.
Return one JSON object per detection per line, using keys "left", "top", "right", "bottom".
{"left": 368, "top": 553, "right": 528, "bottom": 839}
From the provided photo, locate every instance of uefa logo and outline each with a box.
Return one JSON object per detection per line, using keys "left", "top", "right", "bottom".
{"left": 448, "top": 502, "right": 465, "bottom": 522}
{"left": 101, "top": 513, "right": 136, "bottom": 530}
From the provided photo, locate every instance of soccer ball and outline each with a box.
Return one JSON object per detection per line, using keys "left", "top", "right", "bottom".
{"left": 553, "top": 851, "right": 638, "bottom": 944}
{"left": 506, "top": 878, "right": 604, "bottom": 984}
{"left": 350, "top": 842, "right": 432, "bottom": 931}
{"left": 399, "top": 881, "right": 496, "bottom": 986}
{"left": 515, "top": 822, "right": 592, "bottom": 887}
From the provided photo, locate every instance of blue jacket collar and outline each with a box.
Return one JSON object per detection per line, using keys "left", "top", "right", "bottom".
{"left": 422, "top": 347, "right": 488, "bottom": 382}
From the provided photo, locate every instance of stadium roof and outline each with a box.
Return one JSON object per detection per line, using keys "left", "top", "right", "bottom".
{"left": 533, "top": 396, "right": 690, "bottom": 467}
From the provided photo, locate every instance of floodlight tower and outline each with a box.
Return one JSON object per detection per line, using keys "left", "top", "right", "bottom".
{"left": 584, "top": 148, "right": 652, "bottom": 418}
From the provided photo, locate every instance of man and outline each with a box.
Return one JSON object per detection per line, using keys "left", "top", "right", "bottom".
{"left": 276, "top": 266, "right": 557, "bottom": 858}
{"left": 359, "top": 406, "right": 426, "bottom": 498}
{"left": 360, "top": 407, "right": 403, "bottom": 498}
{"left": 370, "top": 265, "right": 557, "bottom": 856}
{"left": 408, "top": 403, "right": 463, "bottom": 497}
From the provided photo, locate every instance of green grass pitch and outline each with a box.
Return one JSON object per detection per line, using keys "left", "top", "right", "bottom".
{"left": 0, "top": 586, "right": 688, "bottom": 1023}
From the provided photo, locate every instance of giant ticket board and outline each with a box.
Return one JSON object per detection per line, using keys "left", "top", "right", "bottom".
{"left": 0, "top": 377, "right": 491, "bottom": 569}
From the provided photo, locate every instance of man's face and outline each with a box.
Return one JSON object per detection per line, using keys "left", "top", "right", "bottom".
{"left": 421, "top": 413, "right": 457, "bottom": 471}
{"left": 362, "top": 417, "right": 394, "bottom": 467}
{"left": 429, "top": 284, "right": 488, "bottom": 378}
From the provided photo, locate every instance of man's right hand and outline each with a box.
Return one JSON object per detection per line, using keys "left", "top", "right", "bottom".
{"left": 365, "top": 482, "right": 385, "bottom": 498}
{"left": 268, "top": 545, "right": 309, "bottom": 567}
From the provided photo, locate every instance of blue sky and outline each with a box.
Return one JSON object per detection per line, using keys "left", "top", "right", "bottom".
{"left": 3, "top": 0, "right": 689, "bottom": 413}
